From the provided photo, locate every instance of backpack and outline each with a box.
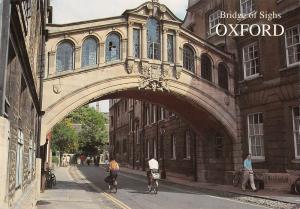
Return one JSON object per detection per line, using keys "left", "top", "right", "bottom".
{"left": 110, "top": 161, "right": 119, "bottom": 171}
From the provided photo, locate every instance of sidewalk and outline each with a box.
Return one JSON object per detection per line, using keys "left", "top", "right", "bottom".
{"left": 119, "top": 166, "right": 300, "bottom": 205}
{"left": 36, "top": 167, "right": 116, "bottom": 209}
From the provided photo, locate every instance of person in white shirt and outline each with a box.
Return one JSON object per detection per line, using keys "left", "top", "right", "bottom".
{"left": 147, "top": 155, "right": 159, "bottom": 190}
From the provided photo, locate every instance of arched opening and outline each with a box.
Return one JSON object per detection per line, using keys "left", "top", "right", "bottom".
{"left": 82, "top": 37, "right": 98, "bottom": 67}
{"left": 56, "top": 41, "right": 74, "bottom": 72}
{"left": 218, "top": 62, "right": 229, "bottom": 90}
{"left": 105, "top": 32, "right": 121, "bottom": 62}
{"left": 201, "top": 54, "right": 212, "bottom": 81}
{"left": 183, "top": 44, "right": 195, "bottom": 73}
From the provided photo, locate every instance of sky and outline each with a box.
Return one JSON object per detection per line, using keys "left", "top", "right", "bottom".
{"left": 50, "top": 0, "right": 188, "bottom": 24}
{"left": 50, "top": 0, "right": 188, "bottom": 112}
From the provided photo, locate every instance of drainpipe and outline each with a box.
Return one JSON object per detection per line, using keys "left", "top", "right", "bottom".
{"left": 132, "top": 99, "right": 135, "bottom": 169}
{"left": 0, "top": 0, "right": 11, "bottom": 116}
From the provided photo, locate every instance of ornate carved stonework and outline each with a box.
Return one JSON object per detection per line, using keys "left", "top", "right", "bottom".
{"left": 126, "top": 60, "right": 137, "bottom": 74}
{"left": 53, "top": 84, "right": 62, "bottom": 94}
{"left": 175, "top": 66, "right": 182, "bottom": 79}
{"left": 139, "top": 63, "right": 169, "bottom": 92}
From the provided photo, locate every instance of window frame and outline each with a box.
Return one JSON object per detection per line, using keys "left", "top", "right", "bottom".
{"left": 292, "top": 106, "right": 300, "bottom": 159}
{"left": 183, "top": 44, "right": 195, "bottom": 73}
{"left": 240, "top": 0, "right": 254, "bottom": 15}
{"left": 147, "top": 17, "right": 161, "bottom": 60}
{"left": 242, "top": 42, "right": 260, "bottom": 80}
{"left": 56, "top": 41, "right": 75, "bottom": 72}
{"left": 133, "top": 28, "right": 141, "bottom": 59}
{"left": 105, "top": 32, "right": 121, "bottom": 62}
{"left": 285, "top": 24, "right": 300, "bottom": 67}
{"left": 209, "top": 10, "right": 221, "bottom": 35}
{"left": 167, "top": 34, "right": 175, "bottom": 63}
{"left": 247, "top": 112, "right": 265, "bottom": 160}
{"left": 184, "top": 131, "right": 191, "bottom": 160}
{"left": 16, "top": 129, "right": 24, "bottom": 189}
{"left": 81, "top": 37, "right": 98, "bottom": 68}
{"left": 171, "top": 134, "right": 176, "bottom": 160}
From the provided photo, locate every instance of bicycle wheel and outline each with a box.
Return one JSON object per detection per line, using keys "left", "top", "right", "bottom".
{"left": 153, "top": 180, "right": 158, "bottom": 194}
{"left": 232, "top": 173, "right": 240, "bottom": 187}
{"left": 294, "top": 178, "right": 300, "bottom": 194}
{"left": 51, "top": 174, "right": 56, "bottom": 186}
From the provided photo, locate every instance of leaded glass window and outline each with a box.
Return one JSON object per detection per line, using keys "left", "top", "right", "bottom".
{"left": 201, "top": 54, "right": 212, "bottom": 81}
{"left": 106, "top": 33, "right": 121, "bottom": 62}
{"left": 133, "top": 28, "right": 140, "bottom": 58}
{"left": 82, "top": 37, "right": 98, "bottom": 67}
{"left": 56, "top": 42, "right": 74, "bottom": 72}
{"left": 167, "top": 34, "right": 174, "bottom": 63}
{"left": 218, "top": 63, "right": 228, "bottom": 90}
{"left": 183, "top": 44, "right": 195, "bottom": 72}
{"left": 147, "top": 18, "right": 161, "bottom": 60}
{"left": 293, "top": 107, "right": 300, "bottom": 158}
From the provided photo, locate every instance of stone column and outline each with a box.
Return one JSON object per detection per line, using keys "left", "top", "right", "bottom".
{"left": 48, "top": 51, "right": 56, "bottom": 76}
{"left": 175, "top": 30, "right": 181, "bottom": 66}
{"left": 162, "top": 28, "right": 168, "bottom": 64}
{"left": 99, "top": 42, "right": 105, "bottom": 64}
{"left": 141, "top": 23, "right": 147, "bottom": 61}
{"left": 127, "top": 22, "right": 134, "bottom": 59}
{"left": 0, "top": 117, "right": 10, "bottom": 209}
{"left": 74, "top": 46, "right": 81, "bottom": 70}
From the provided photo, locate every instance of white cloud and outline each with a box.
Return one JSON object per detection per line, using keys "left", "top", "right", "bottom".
{"left": 50, "top": 0, "right": 187, "bottom": 24}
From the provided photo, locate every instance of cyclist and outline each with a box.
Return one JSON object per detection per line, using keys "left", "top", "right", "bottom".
{"left": 105, "top": 157, "right": 119, "bottom": 186}
{"left": 147, "top": 155, "right": 159, "bottom": 191}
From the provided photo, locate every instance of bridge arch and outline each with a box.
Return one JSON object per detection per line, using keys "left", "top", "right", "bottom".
{"left": 43, "top": 0, "right": 242, "bottom": 170}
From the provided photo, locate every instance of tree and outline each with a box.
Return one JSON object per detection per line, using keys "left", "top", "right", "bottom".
{"left": 68, "top": 106, "right": 108, "bottom": 156}
{"left": 51, "top": 119, "right": 79, "bottom": 154}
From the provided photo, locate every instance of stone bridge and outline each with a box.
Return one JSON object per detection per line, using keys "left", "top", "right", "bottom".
{"left": 42, "top": 0, "right": 239, "bottom": 165}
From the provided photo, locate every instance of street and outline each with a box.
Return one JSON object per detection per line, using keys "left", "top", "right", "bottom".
{"left": 72, "top": 166, "right": 269, "bottom": 209}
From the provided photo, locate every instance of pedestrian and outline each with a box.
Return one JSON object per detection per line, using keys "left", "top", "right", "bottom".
{"left": 242, "top": 153, "right": 257, "bottom": 192}
{"left": 80, "top": 154, "right": 85, "bottom": 166}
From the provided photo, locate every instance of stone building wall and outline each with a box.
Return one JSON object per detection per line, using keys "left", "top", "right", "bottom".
{"left": 0, "top": 0, "right": 47, "bottom": 208}
{"left": 183, "top": 0, "right": 300, "bottom": 189}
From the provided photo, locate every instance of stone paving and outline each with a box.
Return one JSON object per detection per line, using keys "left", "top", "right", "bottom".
{"left": 36, "top": 167, "right": 123, "bottom": 209}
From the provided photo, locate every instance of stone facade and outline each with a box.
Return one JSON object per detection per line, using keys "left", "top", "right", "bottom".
{"left": 109, "top": 98, "right": 234, "bottom": 184}
{"left": 0, "top": 0, "right": 48, "bottom": 208}
{"left": 183, "top": 0, "right": 300, "bottom": 189}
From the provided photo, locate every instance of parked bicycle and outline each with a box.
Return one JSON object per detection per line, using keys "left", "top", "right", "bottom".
{"left": 46, "top": 169, "right": 56, "bottom": 189}
{"left": 232, "top": 169, "right": 264, "bottom": 191}
{"left": 291, "top": 177, "right": 300, "bottom": 194}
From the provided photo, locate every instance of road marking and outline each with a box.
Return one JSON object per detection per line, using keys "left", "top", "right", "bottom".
{"left": 69, "top": 166, "right": 132, "bottom": 209}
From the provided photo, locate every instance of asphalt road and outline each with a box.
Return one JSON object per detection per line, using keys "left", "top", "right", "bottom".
{"left": 75, "top": 166, "right": 268, "bottom": 209}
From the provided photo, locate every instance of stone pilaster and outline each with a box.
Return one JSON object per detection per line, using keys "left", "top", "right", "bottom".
{"left": 162, "top": 28, "right": 168, "bottom": 64}
{"left": 48, "top": 51, "right": 56, "bottom": 77}
{"left": 127, "top": 22, "right": 134, "bottom": 59}
{"left": 0, "top": 117, "right": 10, "bottom": 209}
{"left": 74, "top": 46, "right": 81, "bottom": 70}
{"left": 99, "top": 42, "right": 105, "bottom": 64}
{"left": 175, "top": 30, "right": 181, "bottom": 66}
{"left": 141, "top": 23, "right": 147, "bottom": 61}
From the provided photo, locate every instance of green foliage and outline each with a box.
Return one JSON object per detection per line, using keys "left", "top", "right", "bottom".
{"left": 68, "top": 106, "right": 108, "bottom": 156}
{"left": 52, "top": 156, "right": 59, "bottom": 165}
{"left": 51, "top": 119, "right": 79, "bottom": 154}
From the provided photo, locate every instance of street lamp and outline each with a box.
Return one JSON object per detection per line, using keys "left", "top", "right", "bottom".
{"left": 160, "top": 124, "right": 166, "bottom": 179}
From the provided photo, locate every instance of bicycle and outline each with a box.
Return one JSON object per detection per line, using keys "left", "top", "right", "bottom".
{"left": 148, "top": 169, "right": 160, "bottom": 194}
{"left": 46, "top": 169, "right": 56, "bottom": 189}
{"left": 291, "top": 177, "right": 300, "bottom": 194}
{"left": 232, "top": 169, "right": 263, "bottom": 190}
{"left": 108, "top": 177, "right": 118, "bottom": 193}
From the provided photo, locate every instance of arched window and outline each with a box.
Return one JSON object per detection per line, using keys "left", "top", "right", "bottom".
{"left": 201, "top": 54, "right": 212, "bottom": 81}
{"left": 183, "top": 44, "right": 195, "bottom": 72}
{"left": 82, "top": 37, "right": 98, "bottom": 67}
{"left": 147, "top": 17, "right": 161, "bottom": 60}
{"left": 105, "top": 33, "right": 121, "bottom": 62}
{"left": 218, "top": 63, "right": 229, "bottom": 90}
{"left": 56, "top": 41, "right": 74, "bottom": 72}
